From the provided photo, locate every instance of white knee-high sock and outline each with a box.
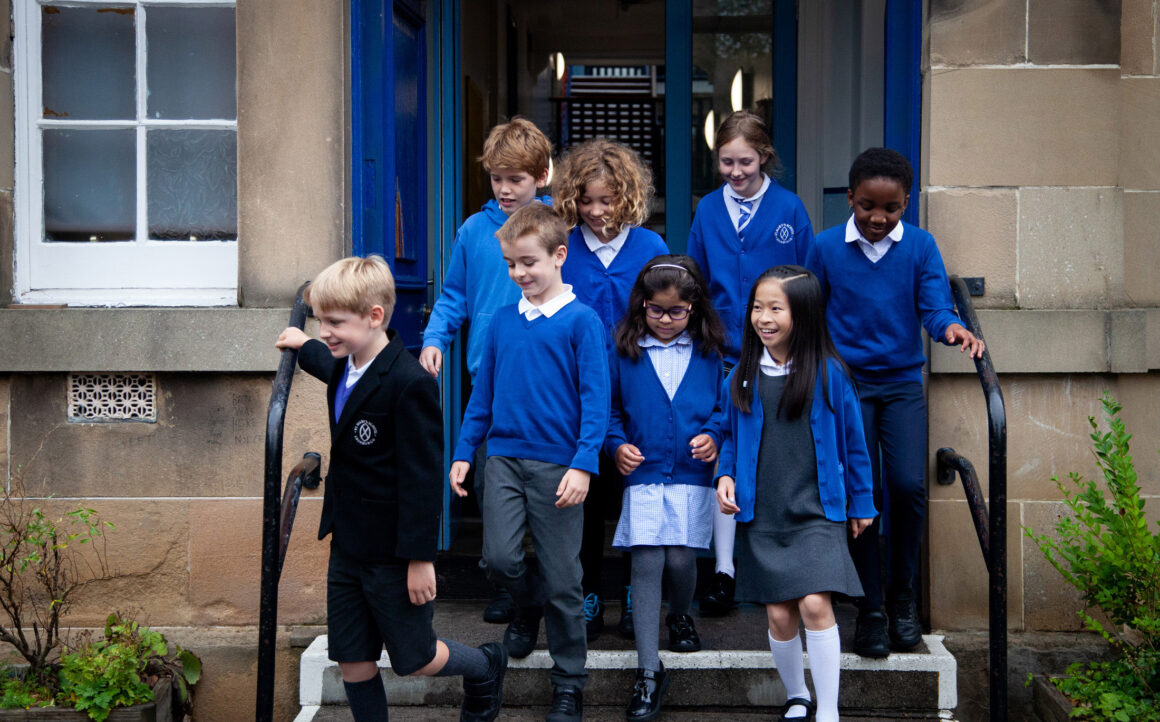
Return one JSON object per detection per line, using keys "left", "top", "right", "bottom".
{"left": 805, "top": 624, "right": 841, "bottom": 722}
{"left": 768, "top": 631, "right": 810, "bottom": 719}
{"left": 712, "top": 509, "right": 736, "bottom": 576}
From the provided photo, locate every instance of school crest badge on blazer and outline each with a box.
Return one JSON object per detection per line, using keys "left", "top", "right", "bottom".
{"left": 353, "top": 419, "right": 378, "bottom": 446}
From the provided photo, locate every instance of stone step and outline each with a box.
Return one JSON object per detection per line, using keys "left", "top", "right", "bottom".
{"left": 295, "top": 603, "right": 957, "bottom": 720}
{"left": 299, "top": 705, "right": 936, "bottom": 720}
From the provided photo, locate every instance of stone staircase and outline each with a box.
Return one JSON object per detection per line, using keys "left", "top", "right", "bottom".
{"left": 292, "top": 601, "right": 958, "bottom": 720}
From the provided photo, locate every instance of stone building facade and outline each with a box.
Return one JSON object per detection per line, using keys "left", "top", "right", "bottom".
{"left": 0, "top": 0, "right": 1156, "bottom": 717}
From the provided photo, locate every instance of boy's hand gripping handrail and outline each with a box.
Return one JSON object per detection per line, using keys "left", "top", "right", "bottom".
{"left": 257, "top": 282, "right": 313, "bottom": 722}
{"left": 936, "top": 275, "right": 1007, "bottom": 722}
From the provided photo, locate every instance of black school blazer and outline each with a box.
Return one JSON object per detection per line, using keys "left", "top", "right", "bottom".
{"left": 298, "top": 331, "right": 442, "bottom": 563}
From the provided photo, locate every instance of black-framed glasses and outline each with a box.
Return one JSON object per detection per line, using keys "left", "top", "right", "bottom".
{"left": 644, "top": 304, "right": 692, "bottom": 321}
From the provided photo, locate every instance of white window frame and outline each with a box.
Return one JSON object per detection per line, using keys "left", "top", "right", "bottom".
{"left": 13, "top": 0, "right": 238, "bottom": 307}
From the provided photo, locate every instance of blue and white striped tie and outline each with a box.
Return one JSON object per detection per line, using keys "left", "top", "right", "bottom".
{"left": 733, "top": 196, "right": 753, "bottom": 236}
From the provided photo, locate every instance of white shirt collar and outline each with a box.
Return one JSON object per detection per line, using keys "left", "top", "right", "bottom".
{"left": 518, "top": 284, "right": 576, "bottom": 320}
{"left": 581, "top": 224, "right": 629, "bottom": 265}
{"left": 844, "top": 214, "right": 904, "bottom": 245}
{"left": 728, "top": 174, "right": 771, "bottom": 203}
{"left": 638, "top": 331, "right": 692, "bottom": 349}
{"left": 758, "top": 348, "right": 792, "bottom": 377}
{"left": 344, "top": 351, "right": 378, "bottom": 388}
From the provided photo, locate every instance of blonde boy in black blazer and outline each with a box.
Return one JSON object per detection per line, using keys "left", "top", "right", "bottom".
{"left": 277, "top": 256, "right": 506, "bottom": 722}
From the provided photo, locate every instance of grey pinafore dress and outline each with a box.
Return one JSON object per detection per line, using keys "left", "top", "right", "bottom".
{"left": 733, "top": 373, "right": 864, "bottom": 604}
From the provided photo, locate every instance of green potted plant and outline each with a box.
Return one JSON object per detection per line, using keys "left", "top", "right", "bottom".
{"left": 0, "top": 454, "right": 200, "bottom": 720}
{"left": 1025, "top": 394, "right": 1160, "bottom": 721}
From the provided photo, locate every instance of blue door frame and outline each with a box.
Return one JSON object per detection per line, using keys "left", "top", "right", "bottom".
{"left": 351, "top": 0, "right": 428, "bottom": 355}
{"left": 352, "top": 0, "right": 923, "bottom": 549}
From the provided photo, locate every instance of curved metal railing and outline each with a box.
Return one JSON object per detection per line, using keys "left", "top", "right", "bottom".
{"left": 257, "top": 283, "right": 320, "bottom": 722}
{"left": 935, "top": 275, "right": 1007, "bottom": 722}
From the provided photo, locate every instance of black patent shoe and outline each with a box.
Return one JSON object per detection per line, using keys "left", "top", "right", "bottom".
{"left": 625, "top": 666, "right": 669, "bottom": 720}
{"left": 617, "top": 586, "right": 635, "bottom": 640}
{"left": 699, "top": 572, "right": 736, "bottom": 616}
{"left": 584, "top": 593, "right": 605, "bottom": 641}
{"left": 546, "top": 685, "right": 583, "bottom": 722}
{"left": 460, "top": 642, "right": 507, "bottom": 722}
{"left": 666, "top": 612, "right": 702, "bottom": 652}
{"left": 778, "top": 696, "right": 816, "bottom": 721}
{"left": 853, "top": 608, "right": 890, "bottom": 658}
{"left": 503, "top": 606, "right": 542, "bottom": 659}
{"left": 888, "top": 594, "right": 923, "bottom": 650}
{"left": 482, "top": 585, "right": 516, "bottom": 624}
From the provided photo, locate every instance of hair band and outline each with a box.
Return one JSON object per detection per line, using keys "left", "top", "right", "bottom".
{"left": 648, "top": 263, "right": 689, "bottom": 273}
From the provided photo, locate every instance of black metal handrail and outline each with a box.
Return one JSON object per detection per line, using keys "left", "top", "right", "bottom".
{"left": 257, "top": 283, "right": 314, "bottom": 722}
{"left": 936, "top": 275, "right": 1008, "bottom": 722}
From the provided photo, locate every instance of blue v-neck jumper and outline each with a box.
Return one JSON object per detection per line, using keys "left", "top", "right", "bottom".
{"left": 805, "top": 220, "right": 962, "bottom": 385}
{"left": 453, "top": 301, "right": 610, "bottom": 475}
{"left": 561, "top": 225, "right": 669, "bottom": 345}
{"left": 688, "top": 183, "right": 814, "bottom": 363}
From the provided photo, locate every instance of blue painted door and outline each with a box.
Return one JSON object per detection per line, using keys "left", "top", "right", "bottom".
{"left": 352, "top": 0, "right": 427, "bottom": 353}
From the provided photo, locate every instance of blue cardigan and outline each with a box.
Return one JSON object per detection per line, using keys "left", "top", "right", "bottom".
{"left": 688, "top": 182, "right": 814, "bottom": 363}
{"left": 453, "top": 300, "right": 610, "bottom": 475}
{"left": 562, "top": 225, "right": 669, "bottom": 345}
{"left": 806, "top": 220, "right": 962, "bottom": 385}
{"left": 422, "top": 197, "right": 551, "bottom": 379}
{"left": 604, "top": 344, "right": 725, "bottom": 487}
{"left": 717, "top": 358, "right": 876, "bottom": 524}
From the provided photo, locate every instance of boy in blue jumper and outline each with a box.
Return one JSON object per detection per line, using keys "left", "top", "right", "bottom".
{"left": 419, "top": 116, "right": 553, "bottom": 623}
{"left": 275, "top": 256, "right": 507, "bottom": 722}
{"left": 450, "top": 203, "right": 610, "bottom": 722}
{"left": 806, "top": 148, "right": 984, "bottom": 658}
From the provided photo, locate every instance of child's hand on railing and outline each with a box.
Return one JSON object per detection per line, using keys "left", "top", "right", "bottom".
{"left": 945, "top": 323, "right": 986, "bottom": 359}
{"left": 275, "top": 326, "right": 310, "bottom": 350}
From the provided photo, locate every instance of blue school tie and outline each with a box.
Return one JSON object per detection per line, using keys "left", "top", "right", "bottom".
{"left": 733, "top": 196, "right": 753, "bottom": 237}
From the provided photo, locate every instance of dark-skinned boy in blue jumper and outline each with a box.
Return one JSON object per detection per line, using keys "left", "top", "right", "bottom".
{"left": 449, "top": 204, "right": 610, "bottom": 722}
{"left": 806, "top": 148, "right": 984, "bottom": 658}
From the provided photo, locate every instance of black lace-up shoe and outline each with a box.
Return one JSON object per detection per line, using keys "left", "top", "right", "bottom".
{"left": 546, "top": 685, "right": 583, "bottom": 722}
{"left": 888, "top": 594, "right": 923, "bottom": 650}
{"left": 853, "top": 608, "right": 890, "bottom": 658}
{"left": 699, "top": 572, "right": 736, "bottom": 616}
{"left": 666, "top": 612, "right": 702, "bottom": 652}
{"left": 503, "top": 606, "right": 542, "bottom": 659}
{"left": 460, "top": 642, "right": 507, "bottom": 722}
{"left": 626, "top": 665, "right": 669, "bottom": 720}
{"left": 482, "top": 584, "right": 515, "bottom": 624}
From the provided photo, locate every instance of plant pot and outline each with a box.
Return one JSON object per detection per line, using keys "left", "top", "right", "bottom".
{"left": 0, "top": 702, "right": 156, "bottom": 721}
{"left": 1031, "top": 674, "right": 1074, "bottom": 722}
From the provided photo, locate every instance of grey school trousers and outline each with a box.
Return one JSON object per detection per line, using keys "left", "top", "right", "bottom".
{"left": 482, "top": 456, "right": 587, "bottom": 689}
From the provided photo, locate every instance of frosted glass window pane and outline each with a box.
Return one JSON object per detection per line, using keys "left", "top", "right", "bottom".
{"left": 147, "top": 7, "right": 237, "bottom": 120}
{"left": 44, "top": 129, "right": 136, "bottom": 242}
{"left": 42, "top": 6, "right": 135, "bottom": 120}
{"left": 147, "top": 130, "right": 238, "bottom": 240}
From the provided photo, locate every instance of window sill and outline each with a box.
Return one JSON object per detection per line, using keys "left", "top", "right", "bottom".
{"left": 0, "top": 307, "right": 296, "bottom": 372}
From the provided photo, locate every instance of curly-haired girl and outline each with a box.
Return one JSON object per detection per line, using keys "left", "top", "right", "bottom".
{"left": 556, "top": 138, "right": 669, "bottom": 642}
